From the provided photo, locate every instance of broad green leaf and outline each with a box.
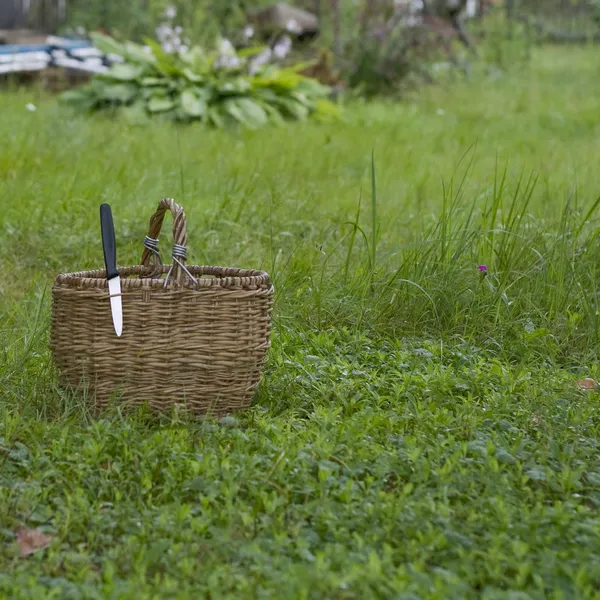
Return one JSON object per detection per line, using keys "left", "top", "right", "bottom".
{"left": 236, "top": 98, "right": 268, "bottom": 127}
{"left": 124, "top": 41, "right": 156, "bottom": 65}
{"left": 296, "top": 78, "right": 330, "bottom": 97}
{"left": 208, "top": 106, "right": 225, "bottom": 128}
{"left": 141, "top": 77, "right": 168, "bottom": 86}
{"left": 223, "top": 98, "right": 268, "bottom": 129}
{"left": 495, "top": 447, "right": 517, "bottom": 465}
{"left": 90, "top": 32, "right": 125, "bottom": 57}
{"left": 100, "top": 83, "right": 138, "bottom": 103}
{"left": 193, "top": 86, "right": 212, "bottom": 102}
{"left": 180, "top": 46, "right": 209, "bottom": 71}
{"left": 525, "top": 466, "right": 546, "bottom": 482}
{"left": 253, "top": 70, "right": 303, "bottom": 90}
{"left": 141, "top": 86, "right": 156, "bottom": 100}
{"left": 261, "top": 102, "right": 285, "bottom": 126}
{"left": 105, "top": 63, "right": 143, "bottom": 81}
{"left": 182, "top": 68, "right": 204, "bottom": 83}
{"left": 180, "top": 89, "right": 206, "bottom": 117}
{"left": 121, "top": 100, "right": 149, "bottom": 124}
{"left": 217, "top": 78, "right": 251, "bottom": 95}
{"left": 143, "top": 38, "right": 182, "bottom": 76}
{"left": 59, "top": 87, "right": 97, "bottom": 110}
{"left": 274, "top": 97, "right": 309, "bottom": 120}
{"left": 290, "top": 91, "right": 310, "bottom": 106}
{"left": 237, "top": 46, "right": 269, "bottom": 58}
{"left": 223, "top": 99, "right": 248, "bottom": 126}
{"left": 587, "top": 472, "right": 600, "bottom": 486}
{"left": 253, "top": 87, "right": 279, "bottom": 103}
{"left": 60, "top": 87, "right": 92, "bottom": 104}
{"left": 147, "top": 95, "right": 175, "bottom": 112}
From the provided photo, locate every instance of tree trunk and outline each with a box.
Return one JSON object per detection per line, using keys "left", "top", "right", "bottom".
{"left": 330, "top": 0, "right": 341, "bottom": 56}
{"left": 506, "top": 0, "right": 515, "bottom": 20}
{"left": 359, "top": 0, "right": 384, "bottom": 34}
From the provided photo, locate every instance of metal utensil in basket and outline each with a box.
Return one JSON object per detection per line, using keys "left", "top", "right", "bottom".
{"left": 50, "top": 198, "right": 274, "bottom": 415}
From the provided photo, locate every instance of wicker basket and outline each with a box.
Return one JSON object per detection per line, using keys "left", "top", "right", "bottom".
{"left": 50, "top": 198, "right": 274, "bottom": 415}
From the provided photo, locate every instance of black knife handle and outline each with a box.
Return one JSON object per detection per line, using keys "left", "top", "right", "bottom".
{"left": 100, "top": 203, "right": 119, "bottom": 280}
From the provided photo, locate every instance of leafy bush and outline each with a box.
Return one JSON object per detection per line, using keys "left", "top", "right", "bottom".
{"left": 472, "top": 9, "right": 533, "bottom": 71}
{"left": 345, "top": 28, "right": 423, "bottom": 97}
{"left": 344, "top": 19, "right": 461, "bottom": 97}
{"left": 61, "top": 33, "right": 339, "bottom": 128}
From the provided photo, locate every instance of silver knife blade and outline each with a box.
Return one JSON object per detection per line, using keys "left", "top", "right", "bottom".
{"left": 108, "top": 276, "right": 123, "bottom": 337}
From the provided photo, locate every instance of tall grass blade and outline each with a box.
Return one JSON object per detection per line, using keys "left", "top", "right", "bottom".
{"left": 344, "top": 190, "right": 362, "bottom": 283}
{"left": 371, "top": 151, "right": 377, "bottom": 291}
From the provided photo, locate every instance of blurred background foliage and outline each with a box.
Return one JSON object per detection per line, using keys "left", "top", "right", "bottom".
{"left": 6, "top": 0, "right": 600, "bottom": 98}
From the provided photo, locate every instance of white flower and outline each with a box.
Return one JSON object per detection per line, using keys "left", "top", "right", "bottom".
{"left": 273, "top": 35, "right": 292, "bottom": 59}
{"left": 285, "top": 19, "right": 300, "bottom": 34}
{"left": 156, "top": 21, "right": 185, "bottom": 53}
{"left": 249, "top": 48, "right": 272, "bottom": 74}
{"left": 165, "top": 5, "right": 176, "bottom": 19}
{"left": 25, "top": 103, "right": 36, "bottom": 112}
{"left": 215, "top": 54, "right": 241, "bottom": 70}
{"left": 244, "top": 25, "right": 255, "bottom": 39}
{"left": 214, "top": 38, "right": 240, "bottom": 68}
{"left": 218, "top": 38, "right": 235, "bottom": 55}
{"left": 179, "top": 45, "right": 189, "bottom": 54}
{"left": 174, "top": 26, "right": 182, "bottom": 34}
{"left": 155, "top": 23, "right": 173, "bottom": 42}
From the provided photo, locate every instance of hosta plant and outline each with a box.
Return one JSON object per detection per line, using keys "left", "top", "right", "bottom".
{"left": 61, "top": 33, "right": 340, "bottom": 128}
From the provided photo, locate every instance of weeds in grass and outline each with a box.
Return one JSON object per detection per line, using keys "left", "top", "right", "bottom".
{"left": 1, "top": 46, "right": 600, "bottom": 597}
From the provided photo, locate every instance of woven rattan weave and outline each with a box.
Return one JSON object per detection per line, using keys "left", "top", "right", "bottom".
{"left": 50, "top": 198, "right": 273, "bottom": 415}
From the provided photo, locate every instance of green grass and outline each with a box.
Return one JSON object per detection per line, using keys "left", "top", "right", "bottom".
{"left": 2, "top": 45, "right": 600, "bottom": 598}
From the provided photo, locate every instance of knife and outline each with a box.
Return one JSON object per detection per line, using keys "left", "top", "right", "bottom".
{"left": 100, "top": 203, "right": 123, "bottom": 337}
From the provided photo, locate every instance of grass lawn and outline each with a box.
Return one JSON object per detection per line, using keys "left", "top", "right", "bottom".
{"left": 1, "top": 45, "right": 600, "bottom": 598}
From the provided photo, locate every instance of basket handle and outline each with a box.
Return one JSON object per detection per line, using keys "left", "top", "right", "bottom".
{"left": 141, "top": 198, "right": 188, "bottom": 283}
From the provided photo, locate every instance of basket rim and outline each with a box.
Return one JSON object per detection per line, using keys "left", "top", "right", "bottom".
{"left": 54, "top": 264, "right": 272, "bottom": 290}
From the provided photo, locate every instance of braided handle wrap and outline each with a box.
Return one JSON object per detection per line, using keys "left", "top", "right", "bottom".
{"left": 141, "top": 198, "right": 188, "bottom": 283}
